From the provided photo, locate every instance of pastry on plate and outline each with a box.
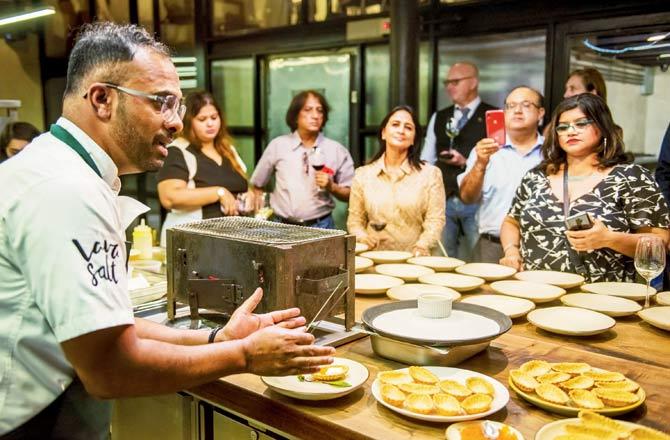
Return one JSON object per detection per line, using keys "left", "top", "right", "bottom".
{"left": 380, "top": 384, "right": 405, "bottom": 407}
{"left": 312, "top": 365, "right": 349, "bottom": 382}
{"left": 378, "top": 371, "right": 413, "bottom": 386}
{"left": 510, "top": 369, "right": 539, "bottom": 392}
{"left": 408, "top": 366, "right": 440, "bottom": 384}
{"left": 630, "top": 427, "right": 670, "bottom": 440}
{"left": 592, "top": 388, "right": 639, "bottom": 407}
{"left": 398, "top": 382, "right": 440, "bottom": 395}
{"left": 460, "top": 393, "right": 493, "bottom": 414}
{"left": 535, "top": 383, "right": 570, "bottom": 405}
{"left": 537, "top": 371, "right": 571, "bottom": 384}
{"left": 465, "top": 376, "right": 495, "bottom": 395}
{"left": 583, "top": 370, "right": 626, "bottom": 382}
{"left": 519, "top": 359, "right": 552, "bottom": 377}
{"left": 432, "top": 393, "right": 462, "bottom": 416}
{"left": 595, "top": 379, "right": 640, "bottom": 393}
{"left": 563, "top": 424, "right": 619, "bottom": 440}
{"left": 578, "top": 410, "right": 633, "bottom": 436}
{"left": 569, "top": 389, "right": 605, "bottom": 409}
{"left": 551, "top": 362, "right": 592, "bottom": 375}
{"left": 560, "top": 375, "right": 595, "bottom": 390}
{"left": 438, "top": 379, "right": 473, "bottom": 400}
{"left": 404, "top": 393, "right": 434, "bottom": 414}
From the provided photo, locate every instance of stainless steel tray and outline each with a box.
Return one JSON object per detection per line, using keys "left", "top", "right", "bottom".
{"left": 369, "top": 334, "right": 490, "bottom": 366}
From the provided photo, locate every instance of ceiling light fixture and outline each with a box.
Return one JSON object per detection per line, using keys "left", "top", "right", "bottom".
{"left": 0, "top": 6, "right": 55, "bottom": 28}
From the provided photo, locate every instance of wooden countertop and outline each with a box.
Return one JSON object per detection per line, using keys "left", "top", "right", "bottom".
{"left": 188, "top": 289, "right": 670, "bottom": 440}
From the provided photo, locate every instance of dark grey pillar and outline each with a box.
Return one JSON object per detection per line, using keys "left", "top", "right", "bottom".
{"left": 390, "top": 0, "right": 419, "bottom": 110}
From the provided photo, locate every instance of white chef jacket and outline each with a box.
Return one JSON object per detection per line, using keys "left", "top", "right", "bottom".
{"left": 0, "top": 117, "right": 136, "bottom": 433}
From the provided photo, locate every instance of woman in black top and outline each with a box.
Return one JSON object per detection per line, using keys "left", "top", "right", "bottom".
{"left": 499, "top": 94, "right": 669, "bottom": 282}
{"left": 158, "top": 92, "right": 249, "bottom": 244}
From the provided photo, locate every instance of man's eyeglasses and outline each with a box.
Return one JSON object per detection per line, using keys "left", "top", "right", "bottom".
{"left": 555, "top": 119, "right": 594, "bottom": 135}
{"left": 100, "top": 83, "right": 186, "bottom": 122}
{"left": 443, "top": 76, "right": 474, "bottom": 86}
{"left": 504, "top": 101, "right": 541, "bottom": 112}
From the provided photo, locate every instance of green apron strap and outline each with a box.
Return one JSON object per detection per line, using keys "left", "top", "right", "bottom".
{"left": 50, "top": 124, "right": 102, "bottom": 178}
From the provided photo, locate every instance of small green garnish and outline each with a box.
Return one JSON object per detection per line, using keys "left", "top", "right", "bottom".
{"left": 296, "top": 375, "right": 351, "bottom": 387}
{"left": 297, "top": 375, "right": 305, "bottom": 382}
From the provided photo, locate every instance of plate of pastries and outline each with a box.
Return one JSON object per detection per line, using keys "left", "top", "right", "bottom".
{"left": 508, "top": 360, "right": 645, "bottom": 416}
{"left": 371, "top": 366, "right": 509, "bottom": 422}
{"left": 535, "top": 410, "right": 670, "bottom": 440}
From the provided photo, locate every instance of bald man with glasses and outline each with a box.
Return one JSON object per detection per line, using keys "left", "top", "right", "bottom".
{"left": 421, "top": 62, "right": 497, "bottom": 261}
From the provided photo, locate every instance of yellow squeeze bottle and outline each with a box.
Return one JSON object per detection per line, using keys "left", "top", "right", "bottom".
{"left": 133, "top": 219, "right": 153, "bottom": 260}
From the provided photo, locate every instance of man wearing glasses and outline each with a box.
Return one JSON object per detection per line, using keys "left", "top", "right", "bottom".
{"left": 0, "top": 23, "right": 333, "bottom": 438}
{"left": 421, "top": 62, "right": 497, "bottom": 261}
{"left": 458, "top": 86, "right": 545, "bottom": 263}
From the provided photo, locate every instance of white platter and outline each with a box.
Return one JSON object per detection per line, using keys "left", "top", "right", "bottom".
{"left": 261, "top": 357, "right": 368, "bottom": 401}
{"left": 655, "top": 291, "right": 670, "bottom": 306}
{"left": 514, "top": 270, "right": 584, "bottom": 289}
{"left": 446, "top": 421, "right": 524, "bottom": 440}
{"left": 359, "top": 250, "right": 413, "bottom": 264}
{"left": 418, "top": 272, "right": 485, "bottom": 292}
{"left": 560, "top": 293, "right": 641, "bottom": 317}
{"left": 375, "top": 263, "right": 435, "bottom": 281}
{"left": 535, "top": 417, "right": 642, "bottom": 440}
{"left": 527, "top": 306, "right": 616, "bottom": 336}
{"left": 355, "top": 274, "right": 404, "bottom": 295}
{"left": 371, "top": 366, "right": 509, "bottom": 422}
{"left": 490, "top": 280, "right": 566, "bottom": 303}
{"left": 581, "top": 282, "right": 655, "bottom": 301}
{"left": 355, "top": 256, "right": 374, "bottom": 273}
{"left": 355, "top": 242, "right": 369, "bottom": 254}
{"left": 460, "top": 294, "right": 535, "bottom": 319}
{"left": 406, "top": 256, "right": 465, "bottom": 272}
{"left": 638, "top": 306, "right": 670, "bottom": 331}
{"left": 386, "top": 283, "right": 461, "bottom": 301}
{"left": 455, "top": 263, "right": 517, "bottom": 281}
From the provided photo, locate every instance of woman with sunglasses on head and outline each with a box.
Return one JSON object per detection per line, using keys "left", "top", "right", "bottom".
{"left": 499, "top": 94, "right": 669, "bottom": 282}
{"left": 348, "top": 105, "right": 446, "bottom": 256}
{"left": 157, "top": 91, "right": 250, "bottom": 245}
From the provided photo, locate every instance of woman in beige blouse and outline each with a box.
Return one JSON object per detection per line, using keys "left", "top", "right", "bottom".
{"left": 348, "top": 105, "right": 446, "bottom": 255}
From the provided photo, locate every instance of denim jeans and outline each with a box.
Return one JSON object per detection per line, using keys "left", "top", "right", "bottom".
{"left": 444, "top": 195, "right": 479, "bottom": 261}
{"left": 274, "top": 213, "right": 335, "bottom": 229}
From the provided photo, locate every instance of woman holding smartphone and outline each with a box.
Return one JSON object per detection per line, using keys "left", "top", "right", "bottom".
{"left": 499, "top": 94, "right": 669, "bottom": 282}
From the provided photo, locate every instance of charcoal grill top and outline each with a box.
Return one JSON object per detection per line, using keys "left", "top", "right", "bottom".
{"left": 172, "top": 217, "right": 346, "bottom": 245}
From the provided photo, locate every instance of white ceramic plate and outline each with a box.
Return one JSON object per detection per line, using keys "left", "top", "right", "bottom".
{"left": 560, "top": 293, "right": 642, "bottom": 317}
{"left": 527, "top": 306, "right": 616, "bottom": 336}
{"left": 359, "top": 250, "right": 413, "bottom": 264}
{"left": 638, "top": 306, "right": 670, "bottom": 331}
{"left": 490, "top": 280, "right": 566, "bottom": 303}
{"left": 581, "top": 282, "right": 655, "bottom": 301}
{"left": 355, "top": 256, "right": 374, "bottom": 273}
{"left": 355, "top": 274, "right": 404, "bottom": 294}
{"left": 460, "top": 294, "right": 535, "bottom": 319}
{"left": 355, "top": 242, "right": 369, "bottom": 254}
{"left": 261, "top": 357, "right": 369, "bottom": 401}
{"left": 371, "top": 366, "right": 509, "bottom": 422}
{"left": 446, "top": 421, "right": 524, "bottom": 440}
{"left": 406, "top": 256, "right": 465, "bottom": 272}
{"left": 655, "top": 291, "right": 670, "bottom": 306}
{"left": 535, "top": 417, "right": 641, "bottom": 440}
{"left": 386, "top": 283, "right": 461, "bottom": 301}
{"left": 418, "top": 273, "right": 485, "bottom": 292}
{"left": 375, "top": 263, "right": 435, "bottom": 281}
{"left": 514, "top": 270, "right": 584, "bottom": 289}
{"left": 455, "top": 263, "right": 517, "bottom": 281}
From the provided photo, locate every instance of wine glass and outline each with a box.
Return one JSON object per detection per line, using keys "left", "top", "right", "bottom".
{"left": 309, "top": 147, "right": 327, "bottom": 193}
{"left": 445, "top": 117, "right": 460, "bottom": 151}
{"left": 634, "top": 236, "right": 666, "bottom": 308}
{"left": 369, "top": 202, "right": 386, "bottom": 232}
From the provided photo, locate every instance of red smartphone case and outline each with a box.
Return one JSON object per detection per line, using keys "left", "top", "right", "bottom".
{"left": 485, "top": 110, "right": 506, "bottom": 145}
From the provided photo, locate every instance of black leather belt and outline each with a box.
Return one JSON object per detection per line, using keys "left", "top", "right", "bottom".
{"left": 480, "top": 233, "right": 501, "bottom": 244}
{"left": 275, "top": 213, "right": 331, "bottom": 227}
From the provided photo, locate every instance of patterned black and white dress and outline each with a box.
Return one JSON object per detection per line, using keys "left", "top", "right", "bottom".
{"left": 508, "top": 163, "right": 670, "bottom": 282}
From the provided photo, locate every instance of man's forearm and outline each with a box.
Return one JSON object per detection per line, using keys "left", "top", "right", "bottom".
{"left": 329, "top": 182, "right": 350, "bottom": 202}
{"left": 135, "top": 317, "right": 211, "bottom": 345}
{"left": 459, "top": 165, "right": 486, "bottom": 204}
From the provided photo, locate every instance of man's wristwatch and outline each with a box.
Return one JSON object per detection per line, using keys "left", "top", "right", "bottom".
{"left": 216, "top": 187, "right": 226, "bottom": 199}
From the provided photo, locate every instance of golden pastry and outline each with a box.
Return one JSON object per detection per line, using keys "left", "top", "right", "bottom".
{"left": 569, "top": 389, "right": 605, "bottom": 409}
{"left": 536, "top": 383, "right": 570, "bottom": 405}
{"left": 510, "top": 369, "right": 539, "bottom": 393}
{"left": 578, "top": 410, "right": 632, "bottom": 436}
{"left": 583, "top": 370, "right": 626, "bottom": 382}
{"left": 404, "top": 393, "right": 434, "bottom": 414}
{"left": 564, "top": 424, "right": 619, "bottom": 440}
{"left": 465, "top": 376, "right": 495, "bottom": 395}
{"left": 460, "top": 393, "right": 493, "bottom": 414}
{"left": 398, "top": 382, "right": 440, "bottom": 395}
{"left": 438, "top": 379, "right": 472, "bottom": 400}
{"left": 432, "top": 393, "right": 462, "bottom": 416}
{"left": 551, "top": 362, "right": 592, "bottom": 375}
{"left": 408, "top": 366, "right": 440, "bottom": 384}
{"left": 593, "top": 388, "right": 639, "bottom": 407}
{"left": 519, "top": 359, "right": 552, "bottom": 377}
{"left": 630, "top": 427, "right": 670, "bottom": 440}
{"left": 560, "top": 375, "right": 595, "bottom": 391}
{"left": 378, "top": 371, "right": 413, "bottom": 386}
{"left": 595, "top": 379, "right": 640, "bottom": 393}
{"left": 380, "top": 383, "right": 405, "bottom": 407}
{"left": 554, "top": 435, "right": 602, "bottom": 440}
{"left": 312, "top": 365, "right": 349, "bottom": 381}
{"left": 537, "top": 371, "right": 572, "bottom": 384}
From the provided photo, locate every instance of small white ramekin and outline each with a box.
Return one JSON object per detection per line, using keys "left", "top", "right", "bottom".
{"left": 417, "top": 293, "right": 453, "bottom": 319}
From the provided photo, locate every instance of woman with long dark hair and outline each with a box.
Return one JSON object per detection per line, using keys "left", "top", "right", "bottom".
{"left": 158, "top": 91, "right": 249, "bottom": 245}
{"left": 348, "top": 105, "right": 446, "bottom": 255}
{"left": 500, "top": 94, "right": 669, "bottom": 282}
{"left": 0, "top": 121, "right": 40, "bottom": 163}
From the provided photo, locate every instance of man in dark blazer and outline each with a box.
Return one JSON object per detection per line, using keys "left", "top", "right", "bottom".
{"left": 421, "top": 62, "right": 497, "bottom": 260}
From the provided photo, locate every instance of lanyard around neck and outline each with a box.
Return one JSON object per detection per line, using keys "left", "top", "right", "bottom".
{"left": 50, "top": 124, "right": 102, "bottom": 178}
